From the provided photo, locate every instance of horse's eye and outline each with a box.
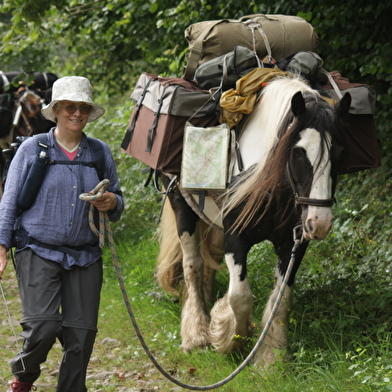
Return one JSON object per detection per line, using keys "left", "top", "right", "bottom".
{"left": 293, "top": 148, "right": 304, "bottom": 158}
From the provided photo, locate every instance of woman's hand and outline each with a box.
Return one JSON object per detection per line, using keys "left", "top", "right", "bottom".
{"left": 0, "top": 244, "right": 8, "bottom": 279}
{"left": 89, "top": 191, "right": 118, "bottom": 212}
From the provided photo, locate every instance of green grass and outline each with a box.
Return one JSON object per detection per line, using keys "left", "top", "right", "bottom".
{"left": 1, "top": 93, "right": 392, "bottom": 391}
{"left": 2, "top": 237, "right": 392, "bottom": 391}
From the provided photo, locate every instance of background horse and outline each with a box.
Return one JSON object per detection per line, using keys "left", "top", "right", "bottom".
{"left": 0, "top": 74, "right": 56, "bottom": 196}
{"left": 14, "top": 86, "right": 54, "bottom": 136}
{"left": 156, "top": 75, "right": 351, "bottom": 367}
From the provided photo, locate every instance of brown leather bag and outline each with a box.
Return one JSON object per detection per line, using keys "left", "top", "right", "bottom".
{"left": 322, "top": 70, "right": 381, "bottom": 174}
{"left": 121, "top": 73, "right": 220, "bottom": 174}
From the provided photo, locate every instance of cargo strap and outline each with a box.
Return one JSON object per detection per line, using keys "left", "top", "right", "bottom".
{"left": 140, "top": 168, "right": 179, "bottom": 222}
{"left": 125, "top": 76, "right": 158, "bottom": 146}
{"left": 123, "top": 76, "right": 167, "bottom": 154}
{"left": 146, "top": 87, "right": 167, "bottom": 152}
{"left": 244, "top": 21, "right": 273, "bottom": 64}
{"left": 320, "top": 69, "right": 343, "bottom": 99}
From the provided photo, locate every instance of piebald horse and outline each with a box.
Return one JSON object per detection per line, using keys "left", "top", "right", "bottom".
{"left": 157, "top": 76, "right": 351, "bottom": 366}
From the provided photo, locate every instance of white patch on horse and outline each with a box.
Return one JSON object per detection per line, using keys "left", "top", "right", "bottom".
{"left": 209, "top": 253, "right": 253, "bottom": 352}
{"left": 179, "top": 231, "right": 211, "bottom": 352}
{"left": 234, "top": 77, "right": 316, "bottom": 176}
{"left": 296, "top": 128, "right": 333, "bottom": 240}
{"left": 235, "top": 98, "right": 279, "bottom": 174}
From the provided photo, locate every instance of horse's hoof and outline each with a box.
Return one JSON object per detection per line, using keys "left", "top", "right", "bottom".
{"left": 253, "top": 345, "right": 289, "bottom": 369}
{"left": 181, "top": 337, "right": 210, "bottom": 352}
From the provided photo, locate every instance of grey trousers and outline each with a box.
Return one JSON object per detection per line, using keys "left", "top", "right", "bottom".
{"left": 11, "top": 248, "right": 103, "bottom": 392}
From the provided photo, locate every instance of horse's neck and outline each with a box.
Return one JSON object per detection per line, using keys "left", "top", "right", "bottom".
{"left": 234, "top": 98, "right": 289, "bottom": 176}
{"left": 234, "top": 117, "right": 273, "bottom": 175}
{"left": 233, "top": 77, "right": 315, "bottom": 176}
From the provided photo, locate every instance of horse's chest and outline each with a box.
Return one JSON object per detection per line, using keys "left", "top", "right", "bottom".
{"left": 180, "top": 189, "right": 224, "bottom": 230}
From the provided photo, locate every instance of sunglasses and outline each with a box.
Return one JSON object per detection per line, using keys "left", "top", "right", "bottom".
{"left": 61, "top": 104, "right": 91, "bottom": 115}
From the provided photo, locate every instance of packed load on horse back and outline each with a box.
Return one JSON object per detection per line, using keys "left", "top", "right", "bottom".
{"left": 121, "top": 15, "right": 381, "bottom": 371}
{"left": 121, "top": 13, "right": 380, "bottom": 188}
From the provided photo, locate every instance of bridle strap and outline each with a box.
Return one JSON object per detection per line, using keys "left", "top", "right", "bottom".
{"left": 286, "top": 163, "right": 335, "bottom": 208}
{"left": 295, "top": 194, "right": 335, "bottom": 207}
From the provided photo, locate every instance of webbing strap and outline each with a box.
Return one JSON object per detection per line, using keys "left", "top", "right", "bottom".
{"left": 145, "top": 87, "right": 167, "bottom": 152}
{"left": 320, "top": 69, "right": 343, "bottom": 99}
{"left": 126, "top": 76, "right": 157, "bottom": 145}
{"left": 243, "top": 21, "right": 273, "bottom": 65}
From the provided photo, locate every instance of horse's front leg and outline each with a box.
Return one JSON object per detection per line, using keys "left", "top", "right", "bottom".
{"left": 209, "top": 233, "right": 253, "bottom": 353}
{"left": 256, "top": 236, "right": 309, "bottom": 367}
{"left": 163, "top": 178, "right": 211, "bottom": 352}
{"left": 180, "top": 223, "right": 211, "bottom": 352}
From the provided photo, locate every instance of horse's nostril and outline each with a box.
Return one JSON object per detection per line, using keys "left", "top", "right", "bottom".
{"left": 308, "top": 220, "right": 314, "bottom": 232}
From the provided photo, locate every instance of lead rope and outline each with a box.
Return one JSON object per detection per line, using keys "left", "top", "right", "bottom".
{"left": 80, "top": 180, "right": 303, "bottom": 390}
{"left": 1, "top": 281, "right": 27, "bottom": 378}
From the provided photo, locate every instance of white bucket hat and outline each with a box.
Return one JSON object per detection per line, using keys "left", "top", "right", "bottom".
{"left": 41, "top": 76, "right": 105, "bottom": 123}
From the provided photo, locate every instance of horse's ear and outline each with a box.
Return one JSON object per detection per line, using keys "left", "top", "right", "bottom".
{"left": 335, "top": 92, "right": 351, "bottom": 117}
{"left": 291, "top": 91, "right": 306, "bottom": 117}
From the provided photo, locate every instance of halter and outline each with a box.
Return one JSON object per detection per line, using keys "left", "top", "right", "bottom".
{"left": 286, "top": 162, "right": 335, "bottom": 208}
{"left": 295, "top": 193, "right": 335, "bottom": 207}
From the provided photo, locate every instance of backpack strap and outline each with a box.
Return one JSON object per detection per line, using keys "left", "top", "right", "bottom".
{"left": 48, "top": 136, "right": 106, "bottom": 181}
{"left": 34, "top": 133, "right": 51, "bottom": 156}
{"left": 87, "top": 136, "right": 105, "bottom": 181}
{"left": 17, "top": 134, "right": 107, "bottom": 211}
{"left": 17, "top": 134, "right": 50, "bottom": 210}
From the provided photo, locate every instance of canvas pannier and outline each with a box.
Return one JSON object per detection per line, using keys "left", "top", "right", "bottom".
{"left": 121, "top": 73, "right": 220, "bottom": 174}
{"left": 194, "top": 45, "right": 267, "bottom": 90}
{"left": 183, "top": 14, "right": 318, "bottom": 80}
{"left": 321, "top": 70, "right": 380, "bottom": 174}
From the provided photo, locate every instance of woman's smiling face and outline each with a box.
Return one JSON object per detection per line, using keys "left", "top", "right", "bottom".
{"left": 55, "top": 100, "right": 91, "bottom": 134}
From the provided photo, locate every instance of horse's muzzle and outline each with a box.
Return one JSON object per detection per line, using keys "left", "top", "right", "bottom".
{"left": 303, "top": 206, "right": 333, "bottom": 240}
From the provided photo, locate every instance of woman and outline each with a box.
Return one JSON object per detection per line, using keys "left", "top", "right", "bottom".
{"left": 0, "top": 76, "right": 124, "bottom": 392}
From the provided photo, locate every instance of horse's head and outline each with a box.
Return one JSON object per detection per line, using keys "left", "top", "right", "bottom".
{"left": 18, "top": 88, "right": 42, "bottom": 118}
{"left": 223, "top": 76, "right": 351, "bottom": 238}
{"left": 286, "top": 90, "right": 351, "bottom": 240}
{"left": 14, "top": 86, "right": 55, "bottom": 136}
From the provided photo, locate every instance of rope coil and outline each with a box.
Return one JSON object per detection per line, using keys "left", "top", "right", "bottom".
{"left": 80, "top": 180, "right": 302, "bottom": 390}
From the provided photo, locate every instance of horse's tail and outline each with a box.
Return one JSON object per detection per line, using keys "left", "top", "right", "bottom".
{"left": 156, "top": 198, "right": 225, "bottom": 298}
{"left": 199, "top": 218, "right": 225, "bottom": 302}
{"left": 156, "top": 198, "right": 183, "bottom": 296}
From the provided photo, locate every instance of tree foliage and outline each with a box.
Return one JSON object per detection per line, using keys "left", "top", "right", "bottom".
{"left": 1, "top": 0, "right": 391, "bottom": 161}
